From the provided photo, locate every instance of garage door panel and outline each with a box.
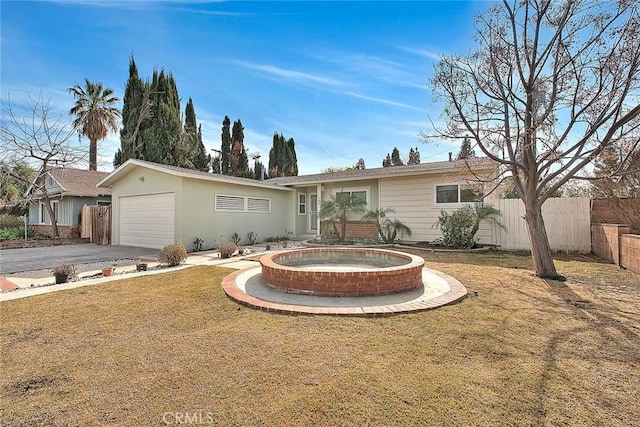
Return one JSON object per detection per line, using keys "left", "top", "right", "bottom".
{"left": 119, "top": 193, "right": 174, "bottom": 249}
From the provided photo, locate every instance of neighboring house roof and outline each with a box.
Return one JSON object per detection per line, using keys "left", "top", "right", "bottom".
{"left": 28, "top": 168, "right": 112, "bottom": 199}
{"left": 96, "top": 159, "right": 294, "bottom": 191}
{"left": 266, "top": 157, "right": 497, "bottom": 186}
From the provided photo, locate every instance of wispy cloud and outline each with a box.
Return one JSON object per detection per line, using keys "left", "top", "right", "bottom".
{"left": 233, "top": 60, "right": 421, "bottom": 111}
{"left": 342, "top": 91, "right": 423, "bottom": 111}
{"left": 233, "top": 61, "right": 345, "bottom": 88}
{"left": 306, "top": 49, "right": 428, "bottom": 90}
{"left": 167, "top": 6, "right": 246, "bottom": 16}
{"left": 395, "top": 46, "right": 443, "bottom": 61}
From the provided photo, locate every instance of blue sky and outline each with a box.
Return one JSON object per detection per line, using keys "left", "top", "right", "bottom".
{"left": 1, "top": 0, "right": 489, "bottom": 173}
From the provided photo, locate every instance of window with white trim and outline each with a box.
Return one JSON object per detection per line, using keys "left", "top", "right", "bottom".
{"left": 215, "top": 194, "right": 271, "bottom": 213}
{"left": 332, "top": 187, "right": 370, "bottom": 208}
{"left": 435, "top": 184, "right": 482, "bottom": 204}
{"left": 39, "top": 200, "right": 59, "bottom": 224}
{"left": 298, "top": 193, "right": 306, "bottom": 215}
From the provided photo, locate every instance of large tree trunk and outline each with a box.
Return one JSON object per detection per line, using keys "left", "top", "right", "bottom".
{"left": 89, "top": 138, "right": 97, "bottom": 171}
{"left": 523, "top": 201, "right": 560, "bottom": 279}
{"left": 43, "top": 197, "right": 59, "bottom": 238}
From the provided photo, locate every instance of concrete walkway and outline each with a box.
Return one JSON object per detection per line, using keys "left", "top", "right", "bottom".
{"left": 1, "top": 244, "right": 468, "bottom": 317}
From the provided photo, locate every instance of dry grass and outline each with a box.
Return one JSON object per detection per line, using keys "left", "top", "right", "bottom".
{"left": 1, "top": 251, "right": 639, "bottom": 426}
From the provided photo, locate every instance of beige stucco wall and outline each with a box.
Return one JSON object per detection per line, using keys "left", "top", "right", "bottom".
{"left": 180, "top": 177, "right": 292, "bottom": 249}
{"left": 106, "top": 165, "right": 293, "bottom": 250}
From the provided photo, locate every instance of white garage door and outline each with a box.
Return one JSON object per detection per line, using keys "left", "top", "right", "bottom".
{"left": 119, "top": 193, "right": 175, "bottom": 249}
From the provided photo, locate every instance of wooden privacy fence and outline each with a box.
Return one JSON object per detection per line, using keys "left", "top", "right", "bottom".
{"left": 491, "top": 198, "right": 591, "bottom": 252}
{"left": 80, "top": 205, "right": 111, "bottom": 245}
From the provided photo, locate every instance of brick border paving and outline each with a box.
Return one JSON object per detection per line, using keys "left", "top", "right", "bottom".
{"left": 0, "top": 278, "right": 18, "bottom": 292}
{"left": 222, "top": 266, "right": 468, "bottom": 317}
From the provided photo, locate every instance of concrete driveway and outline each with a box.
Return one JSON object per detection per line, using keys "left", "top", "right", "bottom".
{"left": 0, "top": 243, "right": 159, "bottom": 275}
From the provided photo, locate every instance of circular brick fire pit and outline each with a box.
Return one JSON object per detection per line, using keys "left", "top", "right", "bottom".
{"left": 259, "top": 248, "right": 425, "bottom": 296}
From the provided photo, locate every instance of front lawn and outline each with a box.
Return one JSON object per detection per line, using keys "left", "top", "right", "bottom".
{"left": 1, "top": 252, "right": 638, "bottom": 426}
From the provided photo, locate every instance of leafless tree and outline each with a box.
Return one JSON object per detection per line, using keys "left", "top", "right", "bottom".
{"left": 424, "top": 0, "right": 640, "bottom": 278}
{"left": 1, "top": 93, "right": 87, "bottom": 237}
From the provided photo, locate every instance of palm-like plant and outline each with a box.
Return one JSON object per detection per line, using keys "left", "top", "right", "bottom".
{"left": 319, "top": 192, "right": 367, "bottom": 242}
{"left": 362, "top": 208, "right": 412, "bottom": 244}
{"left": 68, "top": 79, "right": 121, "bottom": 171}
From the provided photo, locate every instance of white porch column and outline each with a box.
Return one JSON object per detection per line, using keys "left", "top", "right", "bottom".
{"left": 316, "top": 183, "right": 322, "bottom": 235}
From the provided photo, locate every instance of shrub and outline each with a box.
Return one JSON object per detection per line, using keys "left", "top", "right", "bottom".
{"left": 246, "top": 231, "right": 257, "bottom": 245}
{"left": 435, "top": 208, "right": 477, "bottom": 248}
{"left": 193, "top": 237, "right": 204, "bottom": 252}
{"left": 158, "top": 243, "right": 188, "bottom": 266}
{"left": 434, "top": 203, "right": 506, "bottom": 249}
{"left": 219, "top": 241, "right": 238, "bottom": 259}
{"left": 362, "top": 208, "right": 411, "bottom": 244}
{"left": 231, "top": 233, "right": 241, "bottom": 245}
{"left": 0, "top": 226, "right": 33, "bottom": 241}
{"left": 52, "top": 263, "right": 76, "bottom": 277}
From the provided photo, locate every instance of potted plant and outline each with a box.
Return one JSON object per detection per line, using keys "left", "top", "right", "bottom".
{"left": 52, "top": 264, "right": 75, "bottom": 284}
{"left": 102, "top": 265, "right": 115, "bottom": 276}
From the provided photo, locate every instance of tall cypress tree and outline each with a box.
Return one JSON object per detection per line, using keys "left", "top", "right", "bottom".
{"left": 456, "top": 136, "right": 476, "bottom": 160}
{"left": 116, "top": 57, "right": 209, "bottom": 171}
{"left": 408, "top": 147, "right": 421, "bottom": 165}
{"left": 140, "top": 69, "right": 182, "bottom": 165}
{"left": 285, "top": 137, "right": 298, "bottom": 176}
{"left": 268, "top": 132, "right": 298, "bottom": 177}
{"left": 115, "top": 56, "right": 145, "bottom": 167}
{"left": 183, "top": 98, "right": 210, "bottom": 171}
{"left": 221, "top": 116, "right": 231, "bottom": 175}
{"left": 268, "top": 132, "right": 281, "bottom": 177}
{"left": 184, "top": 97, "right": 197, "bottom": 132}
{"left": 230, "top": 119, "right": 249, "bottom": 177}
{"left": 391, "top": 147, "right": 404, "bottom": 166}
{"left": 253, "top": 159, "right": 265, "bottom": 180}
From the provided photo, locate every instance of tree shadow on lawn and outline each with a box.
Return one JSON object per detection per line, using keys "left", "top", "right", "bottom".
{"left": 471, "top": 272, "right": 640, "bottom": 426}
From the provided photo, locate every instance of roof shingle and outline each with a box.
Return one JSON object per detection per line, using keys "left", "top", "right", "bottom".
{"left": 47, "top": 168, "right": 112, "bottom": 197}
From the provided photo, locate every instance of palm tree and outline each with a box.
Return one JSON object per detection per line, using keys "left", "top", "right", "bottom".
{"left": 362, "top": 208, "right": 412, "bottom": 243}
{"left": 68, "top": 79, "right": 121, "bottom": 171}
{"left": 319, "top": 192, "right": 367, "bottom": 242}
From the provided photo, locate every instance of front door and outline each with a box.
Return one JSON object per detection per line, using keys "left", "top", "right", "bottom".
{"left": 308, "top": 194, "right": 318, "bottom": 232}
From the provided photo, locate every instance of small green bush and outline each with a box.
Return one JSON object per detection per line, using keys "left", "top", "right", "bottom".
{"left": 219, "top": 241, "right": 238, "bottom": 259}
{"left": 434, "top": 203, "right": 506, "bottom": 249}
{"left": 436, "top": 208, "right": 477, "bottom": 248}
{"left": 158, "top": 243, "right": 188, "bottom": 266}
{"left": 0, "top": 226, "right": 33, "bottom": 241}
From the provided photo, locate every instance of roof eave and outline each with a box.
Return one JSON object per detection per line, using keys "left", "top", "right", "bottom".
{"left": 271, "top": 164, "right": 497, "bottom": 186}
{"left": 97, "top": 159, "right": 294, "bottom": 192}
